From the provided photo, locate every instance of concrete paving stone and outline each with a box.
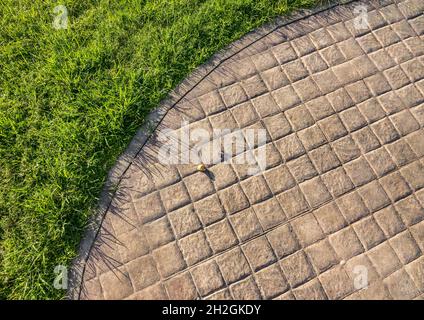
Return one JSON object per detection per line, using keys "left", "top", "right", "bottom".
{"left": 344, "top": 253, "right": 380, "bottom": 286}
{"left": 302, "top": 52, "right": 328, "bottom": 73}
{"left": 320, "top": 45, "right": 345, "bottom": 66}
{"left": 193, "top": 194, "right": 225, "bottom": 226}
{"left": 209, "top": 110, "right": 238, "bottom": 132}
{"left": 242, "top": 236, "right": 276, "bottom": 271}
{"left": 351, "top": 127, "right": 381, "bottom": 153}
{"left": 396, "top": 84, "right": 424, "bottom": 108}
{"left": 305, "top": 96, "right": 334, "bottom": 120}
{"left": 219, "top": 83, "right": 248, "bottom": 108}
{"left": 299, "top": 177, "right": 332, "bottom": 208}
{"left": 198, "top": 90, "right": 226, "bottom": 115}
{"left": 152, "top": 242, "right": 186, "bottom": 278}
{"left": 318, "top": 114, "right": 348, "bottom": 141}
{"left": 292, "top": 77, "right": 321, "bottom": 102}
{"left": 357, "top": 33, "right": 382, "bottom": 54}
{"left": 353, "top": 55, "right": 380, "bottom": 79}
{"left": 367, "top": 241, "right": 402, "bottom": 278}
{"left": 293, "top": 279, "right": 327, "bottom": 300}
{"left": 76, "top": 1, "right": 424, "bottom": 300}
{"left": 305, "top": 239, "right": 339, "bottom": 273}
{"left": 251, "top": 93, "right": 281, "bottom": 118}
{"left": 365, "top": 73, "right": 392, "bottom": 96}
{"left": 231, "top": 101, "right": 259, "bottom": 127}
{"left": 319, "top": 265, "right": 355, "bottom": 300}
{"left": 400, "top": 161, "right": 424, "bottom": 190}
{"left": 331, "top": 135, "right": 361, "bottom": 163}
{"left": 160, "top": 182, "right": 191, "bottom": 212}
{"left": 309, "top": 144, "right": 340, "bottom": 174}
{"left": 251, "top": 50, "right": 278, "bottom": 72}
{"left": 280, "top": 251, "right": 315, "bottom": 288}
{"left": 206, "top": 289, "right": 232, "bottom": 300}
{"left": 133, "top": 192, "right": 165, "bottom": 224}
{"left": 277, "top": 186, "right": 310, "bottom": 219}
{"left": 389, "top": 230, "right": 421, "bottom": 264}
{"left": 240, "top": 175, "right": 272, "bottom": 205}
{"left": 253, "top": 198, "right": 286, "bottom": 231}
{"left": 169, "top": 205, "right": 201, "bottom": 238}
{"left": 99, "top": 267, "right": 134, "bottom": 300}
{"left": 165, "top": 272, "right": 198, "bottom": 300}
{"left": 337, "top": 38, "right": 364, "bottom": 60}
{"left": 314, "top": 202, "right": 347, "bottom": 235}
{"left": 357, "top": 98, "right": 386, "bottom": 123}
{"left": 263, "top": 113, "right": 292, "bottom": 140}
{"left": 179, "top": 230, "right": 212, "bottom": 266}
{"left": 274, "top": 291, "right": 296, "bottom": 300}
{"left": 374, "top": 205, "right": 406, "bottom": 238}
{"left": 386, "top": 139, "right": 417, "bottom": 166}
{"left": 230, "top": 207, "right": 263, "bottom": 242}
{"left": 384, "top": 268, "right": 420, "bottom": 300}
{"left": 375, "top": 26, "right": 401, "bottom": 47}
{"left": 369, "top": 49, "right": 395, "bottom": 71}
{"left": 329, "top": 226, "right": 365, "bottom": 261}
{"left": 378, "top": 90, "right": 406, "bottom": 115}
{"left": 285, "top": 105, "right": 314, "bottom": 131}
{"left": 353, "top": 216, "right": 386, "bottom": 250}
{"left": 390, "top": 109, "right": 420, "bottom": 136}
{"left": 344, "top": 156, "right": 376, "bottom": 187}
{"left": 410, "top": 104, "right": 424, "bottom": 126}
{"left": 313, "top": 69, "right": 340, "bottom": 94}
{"left": 410, "top": 221, "right": 424, "bottom": 252}
{"left": 263, "top": 164, "right": 295, "bottom": 194}
{"left": 357, "top": 181, "right": 391, "bottom": 212}
{"left": 205, "top": 219, "right": 238, "bottom": 254}
{"left": 340, "top": 107, "right": 367, "bottom": 132}
{"left": 271, "top": 85, "right": 301, "bottom": 111}
{"left": 291, "top": 213, "right": 325, "bottom": 247}
{"left": 230, "top": 276, "right": 262, "bottom": 300}
{"left": 260, "top": 66, "right": 290, "bottom": 91}
{"left": 405, "top": 256, "right": 424, "bottom": 292}
{"left": 395, "top": 195, "right": 424, "bottom": 227}
{"left": 298, "top": 125, "right": 327, "bottom": 151}
{"left": 191, "top": 261, "right": 225, "bottom": 297}
{"left": 322, "top": 168, "right": 354, "bottom": 197}
{"left": 346, "top": 81, "right": 374, "bottom": 104}
{"left": 143, "top": 216, "right": 175, "bottom": 250}
{"left": 404, "top": 37, "right": 424, "bottom": 57}
{"left": 274, "top": 133, "right": 306, "bottom": 161}
{"left": 218, "top": 184, "right": 249, "bottom": 215}
{"left": 266, "top": 224, "right": 300, "bottom": 259}
{"left": 380, "top": 172, "right": 412, "bottom": 202}
{"left": 216, "top": 247, "right": 251, "bottom": 284}
{"left": 287, "top": 155, "right": 318, "bottom": 183}
{"left": 384, "top": 65, "right": 410, "bottom": 89}
{"left": 117, "top": 229, "right": 150, "bottom": 263}
{"left": 126, "top": 256, "right": 160, "bottom": 292}
{"left": 371, "top": 118, "right": 400, "bottom": 144}
{"left": 283, "top": 60, "right": 309, "bottom": 82}
{"left": 255, "top": 263, "right": 289, "bottom": 299}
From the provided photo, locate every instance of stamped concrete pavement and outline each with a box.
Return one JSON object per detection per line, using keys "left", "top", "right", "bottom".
{"left": 70, "top": 0, "right": 424, "bottom": 300}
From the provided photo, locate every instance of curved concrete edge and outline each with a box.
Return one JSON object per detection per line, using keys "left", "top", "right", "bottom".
{"left": 67, "top": 0, "right": 357, "bottom": 300}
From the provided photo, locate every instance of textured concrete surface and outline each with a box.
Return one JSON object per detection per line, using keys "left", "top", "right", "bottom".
{"left": 71, "top": 0, "right": 424, "bottom": 300}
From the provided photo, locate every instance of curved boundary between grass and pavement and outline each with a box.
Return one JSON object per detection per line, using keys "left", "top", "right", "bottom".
{"left": 67, "top": 0, "right": 356, "bottom": 300}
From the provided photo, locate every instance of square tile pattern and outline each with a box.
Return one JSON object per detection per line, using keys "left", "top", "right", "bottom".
{"left": 80, "top": 0, "right": 424, "bottom": 300}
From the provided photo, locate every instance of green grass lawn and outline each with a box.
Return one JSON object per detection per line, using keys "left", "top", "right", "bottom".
{"left": 0, "top": 0, "right": 319, "bottom": 299}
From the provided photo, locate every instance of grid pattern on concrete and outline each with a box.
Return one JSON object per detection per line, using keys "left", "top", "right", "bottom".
{"left": 76, "top": 0, "right": 424, "bottom": 300}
